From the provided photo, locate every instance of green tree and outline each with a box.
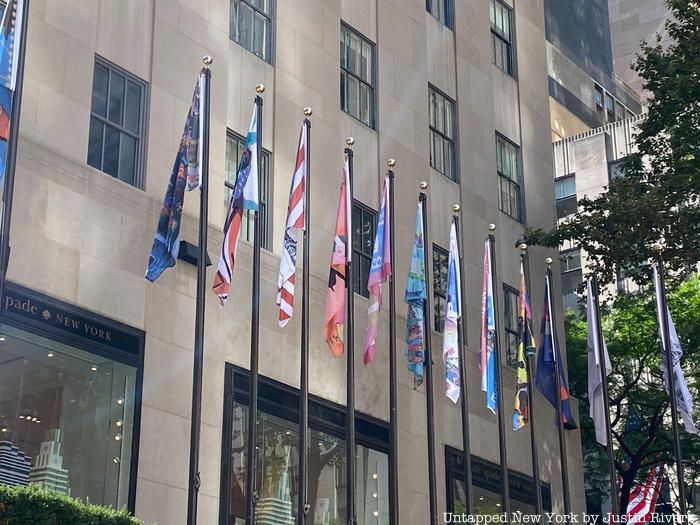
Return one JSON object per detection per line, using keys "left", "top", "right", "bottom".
{"left": 565, "top": 276, "right": 700, "bottom": 514}
{"left": 528, "top": 0, "right": 700, "bottom": 287}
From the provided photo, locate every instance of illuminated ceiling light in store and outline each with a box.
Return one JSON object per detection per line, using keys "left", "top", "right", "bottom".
{"left": 19, "top": 415, "right": 24, "bottom": 419}
{"left": 0, "top": 335, "right": 6, "bottom": 342}
{"left": 1, "top": 428, "right": 7, "bottom": 432}
{"left": 496, "top": 503, "right": 501, "bottom": 507}
{"left": 117, "top": 398, "right": 124, "bottom": 405}
{"left": 285, "top": 431, "right": 291, "bottom": 435}
{"left": 47, "top": 352, "right": 54, "bottom": 358}
{"left": 114, "top": 434, "right": 122, "bottom": 442}
{"left": 479, "top": 496, "right": 484, "bottom": 501}
{"left": 116, "top": 420, "right": 123, "bottom": 428}
{"left": 372, "top": 473, "right": 378, "bottom": 480}
{"left": 372, "top": 493, "right": 377, "bottom": 498}
{"left": 113, "top": 457, "right": 120, "bottom": 464}
{"left": 373, "top": 511, "right": 379, "bottom": 517}
{"left": 35, "top": 419, "right": 41, "bottom": 424}
{"left": 91, "top": 366, "right": 98, "bottom": 372}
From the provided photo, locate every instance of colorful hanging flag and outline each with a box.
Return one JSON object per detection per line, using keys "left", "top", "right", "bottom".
{"left": 480, "top": 239, "right": 497, "bottom": 414}
{"left": 323, "top": 156, "right": 351, "bottom": 357}
{"left": 586, "top": 277, "right": 613, "bottom": 445}
{"left": 624, "top": 464, "right": 664, "bottom": 523}
{"left": 363, "top": 175, "right": 391, "bottom": 365}
{"left": 652, "top": 265, "right": 698, "bottom": 434}
{"left": 276, "top": 122, "right": 307, "bottom": 327}
{"left": 443, "top": 223, "right": 462, "bottom": 403}
{"left": 513, "top": 261, "right": 536, "bottom": 430}
{"left": 0, "top": 0, "right": 26, "bottom": 184}
{"left": 405, "top": 201, "right": 426, "bottom": 388}
{"left": 535, "top": 273, "right": 577, "bottom": 429}
{"left": 145, "top": 75, "right": 204, "bottom": 282}
{"left": 213, "top": 104, "right": 259, "bottom": 305}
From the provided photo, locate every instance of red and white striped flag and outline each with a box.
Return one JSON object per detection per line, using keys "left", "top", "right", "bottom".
{"left": 625, "top": 464, "right": 664, "bottom": 523}
{"left": 276, "top": 122, "right": 307, "bottom": 326}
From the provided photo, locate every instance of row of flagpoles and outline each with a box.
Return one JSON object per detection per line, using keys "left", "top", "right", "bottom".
{"left": 146, "top": 63, "right": 694, "bottom": 525}
{"left": 146, "top": 64, "right": 697, "bottom": 524}
{"left": 0, "top": 4, "right": 692, "bottom": 523}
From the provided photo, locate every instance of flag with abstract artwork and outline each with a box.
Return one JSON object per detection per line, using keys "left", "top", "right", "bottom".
{"left": 586, "top": 277, "right": 612, "bottom": 445}
{"left": 0, "top": 0, "right": 26, "bottom": 184}
{"left": 443, "top": 222, "right": 462, "bottom": 403}
{"left": 276, "top": 121, "right": 307, "bottom": 327}
{"left": 212, "top": 103, "right": 259, "bottom": 305}
{"left": 513, "top": 261, "right": 536, "bottom": 430}
{"left": 363, "top": 175, "right": 391, "bottom": 365}
{"left": 405, "top": 201, "right": 426, "bottom": 388}
{"left": 145, "top": 75, "right": 204, "bottom": 282}
{"left": 535, "top": 273, "right": 577, "bottom": 429}
{"left": 323, "top": 156, "right": 351, "bottom": 357}
{"left": 480, "top": 239, "right": 497, "bottom": 413}
{"left": 653, "top": 264, "right": 698, "bottom": 434}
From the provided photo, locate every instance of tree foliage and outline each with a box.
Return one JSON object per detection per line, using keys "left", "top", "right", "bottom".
{"left": 565, "top": 276, "right": 700, "bottom": 514}
{"left": 528, "top": 0, "right": 700, "bottom": 287}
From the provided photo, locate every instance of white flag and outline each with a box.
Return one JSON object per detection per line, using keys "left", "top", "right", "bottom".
{"left": 652, "top": 265, "right": 698, "bottom": 434}
{"left": 586, "top": 278, "right": 612, "bottom": 445}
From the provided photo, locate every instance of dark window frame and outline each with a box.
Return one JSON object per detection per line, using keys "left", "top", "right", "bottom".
{"left": 429, "top": 84, "right": 458, "bottom": 182}
{"left": 87, "top": 56, "right": 148, "bottom": 189}
{"left": 352, "top": 200, "right": 377, "bottom": 298}
{"left": 594, "top": 83, "right": 604, "bottom": 112}
{"left": 219, "top": 363, "right": 391, "bottom": 524}
{"left": 224, "top": 129, "right": 272, "bottom": 251}
{"left": 555, "top": 174, "right": 577, "bottom": 219}
{"left": 229, "top": 0, "right": 275, "bottom": 64}
{"left": 503, "top": 284, "right": 519, "bottom": 368}
{"left": 340, "top": 22, "right": 376, "bottom": 129}
{"left": 432, "top": 244, "right": 449, "bottom": 333}
{"left": 426, "top": 0, "right": 454, "bottom": 29}
{"left": 490, "top": 0, "right": 515, "bottom": 77}
{"left": 495, "top": 133, "right": 522, "bottom": 222}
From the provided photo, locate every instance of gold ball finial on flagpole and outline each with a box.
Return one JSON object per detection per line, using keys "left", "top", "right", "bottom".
{"left": 303, "top": 107, "right": 313, "bottom": 117}
{"left": 488, "top": 224, "right": 496, "bottom": 232}
{"left": 545, "top": 257, "right": 553, "bottom": 267}
{"left": 387, "top": 158, "right": 396, "bottom": 168}
{"left": 255, "top": 84, "right": 265, "bottom": 94}
{"left": 202, "top": 55, "right": 213, "bottom": 66}
{"left": 345, "top": 137, "right": 355, "bottom": 147}
{"left": 452, "top": 204, "right": 460, "bottom": 215}
{"left": 419, "top": 181, "right": 428, "bottom": 190}
{"left": 519, "top": 243, "right": 528, "bottom": 253}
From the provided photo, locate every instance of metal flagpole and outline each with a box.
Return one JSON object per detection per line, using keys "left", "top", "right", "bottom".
{"left": 298, "top": 109, "right": 312, "bottom": 525}
{"left": 590, "top": 274, "right": 620, "bottom": 517}
{"left": 345, "top": 137, "right": 357, "bottom": 525}
{"left": 654, "top": 255, "right": 687, "bottom": 517}
{"left": 545, "top": 258, "right": 572, "bottom": 516}
{"left": 518, "top": 244, "right": 543, "bottom": 519}
{"left": 0, "top": 0, "right": 31, "bottom": 306}
{"left": 387, "top": 159, "right": 399, "bottom": 525}
{"left": 419, "top": 182, "right": 438, "bottom": 525}
{"left": 452, "top": 205, "right": 474, "bottom": 514}
{"left": 245, "top": 84, "right": 265, "bottom": 525}
{"left": 487, "top": 225, "right": 511, "bottom": 518}
{"left": 186, "top": 59, "right": 212, "bottom": 525}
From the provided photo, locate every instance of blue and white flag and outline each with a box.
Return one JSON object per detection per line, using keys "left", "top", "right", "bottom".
{"left": 443, "top": 223, "right": 462, "bottom": 403}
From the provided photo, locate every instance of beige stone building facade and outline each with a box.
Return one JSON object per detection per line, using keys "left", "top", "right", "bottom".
{"left": 0, "top": 0, "right": 585, "bottom": 524}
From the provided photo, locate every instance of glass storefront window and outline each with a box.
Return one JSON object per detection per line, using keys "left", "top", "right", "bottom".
{"left": 0, "top": 325, "right": 136, "bottom": 508}
{"left": 222, "top": 366, "right": 390, "bottom": 525}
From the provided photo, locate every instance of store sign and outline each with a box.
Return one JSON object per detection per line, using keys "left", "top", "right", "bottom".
{"left": 1, "top": 283, "right": 142, "bottom": 356}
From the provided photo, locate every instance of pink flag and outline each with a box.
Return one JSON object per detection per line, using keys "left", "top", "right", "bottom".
{"left": 363, "top": 176, "right": 391, "bottom": 365}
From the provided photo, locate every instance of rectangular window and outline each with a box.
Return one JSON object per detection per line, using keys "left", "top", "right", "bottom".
{"left": 594, "top": 84, "right": 604, "bottom": 112}
{"left": 0, "top": 325, "right": 137, "bottom": 509}
{"left": 560, "top": 248, "right": 581, "bottom": 273}
{"left": 609, "top": 158, "right": 626, "bottom": 181}
{"left": 503, "top": 285, "right": 519, "bottom": 368}
{"left": 429, "top": 86, "right": 457, "bottom": 182}
{"left": 426, "top": 0, "right": 454, "bottom": 29}
{"left": 225, "top": 131, "right": 272, "bottom": 250}
{"left": 555, "top": 175, "right": 577, "bottom": 218}
{"left": 615, "top": 100, "right": 625, "bottom": 122}
{"left": 433, "top": 245, "right": 449, "bottom": 333}
{"left": 605, "top": 92, "right": 615, "bottom": 123}
{"left": 340, "top": 24, "right": 375, "bottom": 128}
{"left": 221, "top": 365, "right": 390, "bottom": 525}
{"left": 229, "top": 0, "right": 273, "bottom": 62}
{"left": 490, "top": 0, "right": 514, "bottom": 76}
{"left": 352, "top": 201, "right": 377, "bottom": 298}
{"left": 496, "top": 134, "right": 522, "bottom": 222}
{"left": 87, "top": 58, "right": 146, "bottom": 188}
